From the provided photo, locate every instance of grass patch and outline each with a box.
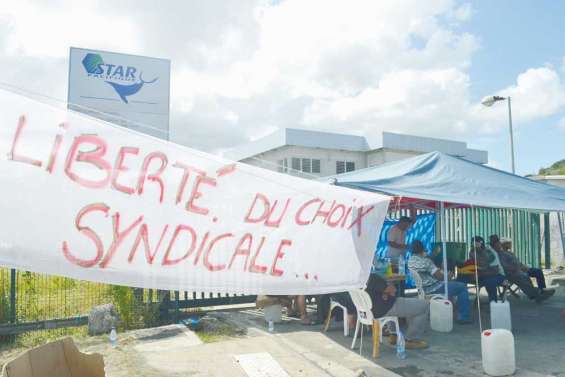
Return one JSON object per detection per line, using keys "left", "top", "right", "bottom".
{"left": 193, "top": 316, "right": 246, "bottom": 343}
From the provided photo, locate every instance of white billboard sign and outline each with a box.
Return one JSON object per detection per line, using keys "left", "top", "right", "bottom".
{"left": 68, "top": 47, "right": 170, "bottom": 140}
{"left": 0, "top": 88, "right": 390, "bottom": 294}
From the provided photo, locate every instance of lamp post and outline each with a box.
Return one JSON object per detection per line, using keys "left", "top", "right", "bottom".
{"left": 481, "top": 95, "right": 515, "bottom": 174}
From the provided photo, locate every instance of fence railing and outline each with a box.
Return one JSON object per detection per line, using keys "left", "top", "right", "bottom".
{"left": 0, "top": 268, "right": 256, "bottom": 343}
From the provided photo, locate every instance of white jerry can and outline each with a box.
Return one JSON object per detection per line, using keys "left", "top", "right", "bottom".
{"left": 481, "top": 329, "right": 516, "bottom": 376}
{"left": 490, "top": 300, "right": 512, "bottom": 331}
{"left": 430, "top": 297, "right": 453, "bottom": 332}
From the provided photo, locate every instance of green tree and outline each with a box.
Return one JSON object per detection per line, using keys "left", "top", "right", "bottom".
{"left": 538, "top": 159, "right": 565, "bottom": 175}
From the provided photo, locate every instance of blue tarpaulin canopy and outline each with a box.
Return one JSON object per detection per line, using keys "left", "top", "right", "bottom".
{"left": 330, "top": 151, "right": 565, "bottom": 212}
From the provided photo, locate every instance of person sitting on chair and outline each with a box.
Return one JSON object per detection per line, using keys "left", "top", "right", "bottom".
{"left": 490, "top": 235, "right": 554, "bottom": 303}
{"left": 366, "top": 273, "right": 430, "bottom": 349}
{"left": 430, "top": 244, "right": 459, "bottom": 272}
{"left": 501, "top": 237, "right": 552, "bottom": 294}
{"left": 457, "top": 236, "right": 504, "bottom": 302}
{"left": 408, "top": 240, "right": 472, "bottom": 324}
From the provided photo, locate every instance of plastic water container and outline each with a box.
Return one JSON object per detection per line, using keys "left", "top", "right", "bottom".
{"left": 430, "top": 297, "right": 453, "bottom": 332}
{"left": 490, "top": 300, "right": 512, "bottom": 331}
{"left": 109, "top": 326, "right": 117, "bottom": 348}
{"left": 481, "top": 329, "right": 516, "bottom": 376}
{"left": 264, "top": 304, "right": 282, "bottom": 323}
{"left": 396, "top": 330, "right": 406, "bottom": 360}
{"left": 398, "top": 256, "right": 405, "bottom": 276}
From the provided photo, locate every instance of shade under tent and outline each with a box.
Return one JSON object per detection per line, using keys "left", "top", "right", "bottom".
{"left": 327, "top": 151, "right": 565, "bottom": 318}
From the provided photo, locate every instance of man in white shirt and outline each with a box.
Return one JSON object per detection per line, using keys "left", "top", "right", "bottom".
{"left": 387, "top": 208, "right": 416, "bottom": 261}
{"left": 408, "top": 240, "right": 471, "bottom": 324}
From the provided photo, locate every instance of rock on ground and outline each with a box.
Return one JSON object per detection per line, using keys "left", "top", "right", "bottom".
{"left": 88, "top": 303, "right": 120, "bottom": 336}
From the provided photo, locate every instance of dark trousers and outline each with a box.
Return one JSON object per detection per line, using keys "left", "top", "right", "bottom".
{"left": 527, "top": 268, "right": 546, "bottom": 290}
{"left": 506, "top": 272, "right": 539, "bottom": 299}
{"left": 458, "top": 274, "right": 504, "bottom": 302}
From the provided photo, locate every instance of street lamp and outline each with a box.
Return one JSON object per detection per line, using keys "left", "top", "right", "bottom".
{"left": 481, "top": 95, "right": 515, "bottom": 174}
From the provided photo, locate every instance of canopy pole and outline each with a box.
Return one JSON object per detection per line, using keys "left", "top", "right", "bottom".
{"left": 558, "top": 212, "right": 565, "bottom": 262}
{"left": 472, "top": 206, "right": 483, "bottom": 334}
{"left": 440, "top": 202, "right": 448, "bottom": 299}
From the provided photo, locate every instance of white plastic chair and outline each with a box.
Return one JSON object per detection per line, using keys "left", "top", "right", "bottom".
{"left": 410, "top": 268, "right": 444, "bottom": 301}
{"left": 323, "top": 299, "right": 349, "bottom": 336}
{"left": 348, "top": 290, "right": 399, "bottom": 355}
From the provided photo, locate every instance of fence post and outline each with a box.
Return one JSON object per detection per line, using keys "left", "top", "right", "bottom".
{"left": 174, "top": 291, "right": 180, "bottom": 323}
{"left": 9, "top": 269, "right": 16, "bottom": 324}
{"left": 544, "top": 213, "right": 551, "bottom": 269}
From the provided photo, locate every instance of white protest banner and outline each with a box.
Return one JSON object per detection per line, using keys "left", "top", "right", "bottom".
{"left": 0, "top": 88, "right": 390, "bottom": 295}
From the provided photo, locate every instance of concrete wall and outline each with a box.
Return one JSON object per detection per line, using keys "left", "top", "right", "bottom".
{"left": 543, "top": 213, "right": 564, "bottom": 268}
{"left": 540, "top": 178, "right": 565, "bottom": 188}
{"left": 366, "top": 150, "right": 386, "bottom": 167}
{"left": 366, "top": 149, "right": 421, "bottom": 167}
{"left": 535, "top": 177, "right": 565, "bottom": 267}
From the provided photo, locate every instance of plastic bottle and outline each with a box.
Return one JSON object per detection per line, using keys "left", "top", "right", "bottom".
{"left": 386, "top": 258, "right": 393, "bottom": 277}
{"left": 396, "top": 330, "right": 406, "bottom": 359}
{"left": 268, "top": 321, "right": 275, "bottom": 332}
{"left": 398, "top": 255, "right": 405, "bottom": 276}
{"left": 109, "top": 326, "right": 118, "bottom": 348}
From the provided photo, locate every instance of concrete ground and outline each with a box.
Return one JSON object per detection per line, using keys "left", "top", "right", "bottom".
{"left": 215, "top": 287, "right": 565, "bottom": 377}
{"left": 2, "top": 276, "right": 565, "bottom": 376}
{"left": 322, "top": 285, "right": 565, "bottom": 377}
{"left": 0, "top": 318, "right": 399, "bottom": 377}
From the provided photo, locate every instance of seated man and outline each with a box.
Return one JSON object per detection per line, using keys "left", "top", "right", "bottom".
{"left": 366, "top": 273, "right": 429, "bottom": 349}
{"left": 501, "top": 237, "right": 551, "bottom": 294}
{"left": 490, "top": 235, "right": 554, "bottom": 302}
{"left": 408, "top": 240, "right": 472, "bottom": 324}
{"left": 430, "top": 245, "right": 459, "bottom": 272}
{"left": 457, "top": 236, "right": 504, "bottom": 302}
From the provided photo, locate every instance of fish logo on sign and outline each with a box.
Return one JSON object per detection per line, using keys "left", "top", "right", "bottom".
{"left": 81, "top": 53, "right": 158, "bottom": 104}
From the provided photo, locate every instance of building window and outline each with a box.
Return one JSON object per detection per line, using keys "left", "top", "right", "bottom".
{"left": 277, "top": 158, "right": 288, "bottom": 173}
{"left": 290, "top": 158, "right": 321, "bottom": 174}
{"left": 291, "top": 157, "right": 301, "bottom": 171}
{"left": 312, "top": 159, "right": 321, "bottom": 173}
{"left": 301, "top": 158, "right": 311, "bottom": 173}
{"left": 336, "top": 161, "right": 355, "bottom": 174}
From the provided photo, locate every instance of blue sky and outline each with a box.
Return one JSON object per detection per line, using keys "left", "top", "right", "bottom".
{"left": 464, "top": 1, "right": 565, "bottom": 174}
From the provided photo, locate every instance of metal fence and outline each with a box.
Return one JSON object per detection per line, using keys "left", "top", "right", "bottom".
{"left": 0, "top": 268, "right": 255, "bottom": 346}
{"left": 441, "top": 207, "right": 542, "bottom": 268}
{"left": 388, "top": 206, "right": 542, "bottom": 267}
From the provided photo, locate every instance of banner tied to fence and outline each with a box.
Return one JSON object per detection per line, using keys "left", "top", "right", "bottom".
{"left": 0, "top": 88, "right": 390, "bottom": 295}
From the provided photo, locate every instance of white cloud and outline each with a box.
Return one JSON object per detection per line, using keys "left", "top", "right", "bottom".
{"left": 470, "top": 67, "right": 565, "bottom": 134}
{"left": 1, "top": 0, "right": 565, "bottom": 154}
{"left": 451, "top": 3, "right": 474, "bottom": 22}
{"left": 0, "top": 1, "right": 139, "bottom": 58}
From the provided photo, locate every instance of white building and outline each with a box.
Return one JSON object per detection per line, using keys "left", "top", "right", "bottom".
{"left": 223, "top": 128, "right": 488, "bottom": 178}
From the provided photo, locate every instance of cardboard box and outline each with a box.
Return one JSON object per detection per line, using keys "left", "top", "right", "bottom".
{"left": 2, "top": 337, "right": 104, "bottom": 377}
